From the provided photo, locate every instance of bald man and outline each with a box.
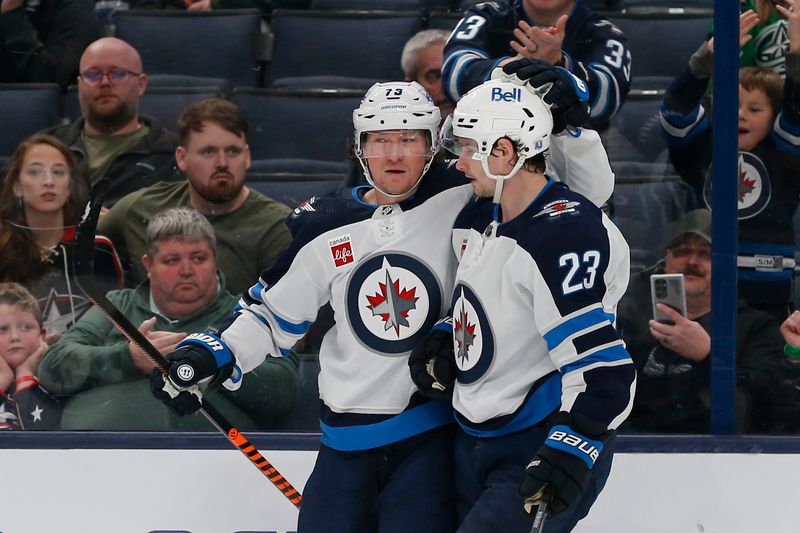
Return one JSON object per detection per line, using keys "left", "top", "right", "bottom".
{"left": 44, "top": 37, "right": 180, "bottom": 206}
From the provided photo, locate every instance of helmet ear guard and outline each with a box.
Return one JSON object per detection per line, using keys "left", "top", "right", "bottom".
{"left": 353, "top": 81, "right": 441, "bottom": 198}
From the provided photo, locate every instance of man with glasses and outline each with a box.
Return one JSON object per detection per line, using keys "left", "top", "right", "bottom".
{"left": 45, "top": 37, "right": 180, "bottom": 206}
{"left": 618, "top": 209, "right": 795, "bottom": 434}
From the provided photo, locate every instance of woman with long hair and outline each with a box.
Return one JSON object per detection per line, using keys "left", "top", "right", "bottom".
{"left": 0, "top": 134, "right": 123, "bottom": 338}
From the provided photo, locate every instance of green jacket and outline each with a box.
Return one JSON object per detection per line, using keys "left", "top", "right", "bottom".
{"left": 38, "top": 277, "right": 298, "bottom": 430}
{"left": 98, "top": 181, "right": 292, "bottom": 296}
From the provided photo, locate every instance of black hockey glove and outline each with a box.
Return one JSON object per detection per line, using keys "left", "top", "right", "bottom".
{"left": 409, "top": 320, "right": 457, "bottom": 400}
{"left": 519, "top": 412, "right": 612, "bottom": 516}
{"left": 502, "top": 59, "right": 591, "bottom": 134}
{"left": 150, "top": 332, "right": 236, "bottom": 416}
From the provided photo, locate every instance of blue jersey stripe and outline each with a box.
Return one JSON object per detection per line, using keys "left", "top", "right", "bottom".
{"left": 457, "top": 373, "right": 561, "bottom": 437}
{"left": 560, "top": 343, "right": 630, "bottom": 375}
{"left": 320, "top": 400, "right": 454, "bottom": 451}
{"left": 543, "top": 307, "right": 615, "bottom": 351}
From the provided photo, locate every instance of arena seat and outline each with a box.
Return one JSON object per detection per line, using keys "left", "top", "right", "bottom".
{"left": 602, "top": 89, "right": 668, "bottom": 163}
{"left": 427, "top": 10, "right": 462, "bottom": 31}
{"left": 312, "top": 0, "right": 426, "bottom": 9}
{"left": 247, "top": 171, "right": 346, "bottom": 208}
{"left": 608, "top": 12, "right": 712, "bottom": 90}
{"left": 619, "top": 0, "right": 713, "bottom": 14}
{"left": 113, "top": 9, "right": 268, "bottom": 88}
{"left": 63, "top": 85, "right": 225, "bottom": 130}
{"left": 270, "top": 352, "right": 322, "bottom": 432}
{"left": 0, "top": 84, "right": 63, "bottom": 157}
{"left": 267, "top": 10, "right": 423, "bottom": 87}
{"left": 612, "top": 167, "right": 697, "bottom": 270}
{"left": 232, "top": 87, "right": 362, "bottom": 162}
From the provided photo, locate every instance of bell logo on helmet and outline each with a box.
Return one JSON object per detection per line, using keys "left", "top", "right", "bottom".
{"left": 490, "top": 87, "right": 522, "bottom": 102}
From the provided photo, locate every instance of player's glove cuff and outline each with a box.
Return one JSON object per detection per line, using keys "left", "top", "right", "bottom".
{"left": 170, "top": 332, "right": 235, "bottom": 388}
{"left": 544, "top": 424, "right": 605, "bottom": 469}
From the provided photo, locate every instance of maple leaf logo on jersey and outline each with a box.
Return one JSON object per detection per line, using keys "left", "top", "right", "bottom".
{"left": 739, "top": 167, "right": 757, "bottom": 202}
{"left": 454, "top": 300, "right": 476, "bottom": 365}
{"left": 365, "top": 269, "right": 419, "bottom": 337}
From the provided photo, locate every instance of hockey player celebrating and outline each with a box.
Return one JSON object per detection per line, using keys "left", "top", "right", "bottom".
{"left": 150, "top": 62, "right": 616, "bottom": 532}
{"left": 411, "top": 78, "right": 636, "bottom": 532}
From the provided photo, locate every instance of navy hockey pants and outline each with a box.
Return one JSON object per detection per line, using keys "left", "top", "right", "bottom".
{"left": 455, "top": 424, "right": 616, "bottom": 533}
{"left": 297, "top": 426, "right": 457, "bottom": 533}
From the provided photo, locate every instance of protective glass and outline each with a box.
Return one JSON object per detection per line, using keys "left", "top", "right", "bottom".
{"left": 360, "top": 130, "right": 432, "bottom": 159}
{"left": 440, "top": 117, "right": 486, "bottom": 161}
{"left": 79, "top": 68, "right": 141, "bottom": 85}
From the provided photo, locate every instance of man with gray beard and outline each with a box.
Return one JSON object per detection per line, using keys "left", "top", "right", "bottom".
{"left": 45, "top": 37, "right": 180, "bottom": 206}
{"left": 98, "top": 99, "right": 293, "bottom": 295}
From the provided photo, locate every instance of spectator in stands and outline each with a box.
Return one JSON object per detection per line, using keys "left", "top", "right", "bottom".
{"left": 45, "top": 37, "right": 180, "bottom": 207}
{"left": 98, "top": 98, "right": 292, "bottom": 295}
{"left": 0, "top": 283, "right": 61, "bottom": 430}
{"left": 38, "top": 207, "right": 299, "bottom": 430}
{"left": 0, "top": 0, "right": 100, "bottom": 88}
{"left": 709, "top": 1, "right": 791, "bottom": 77}
{"left": 619, "top": 209, "right": 800, "bottom": 434}
{"left": 127, "top": 0, "right": 308, "bottom": 17}
{"left": 0, "top": 134, "right": 123, "bottom": 338}
{"left": 442, "top": 0, "right": 631, "bottom": 129}
{"left": 402, "top": 29, "right": 454, "bottom": 118}
{"left": 660, "top": 6, "right": 800, "bottom": 322}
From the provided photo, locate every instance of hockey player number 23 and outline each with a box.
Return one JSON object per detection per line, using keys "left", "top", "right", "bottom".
{"left": 559, "top": 251, "right": 600, "bottom": 295}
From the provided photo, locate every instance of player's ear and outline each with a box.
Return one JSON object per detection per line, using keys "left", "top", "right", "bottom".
{"left": 494, "top": 138, "right": 516, "bottom": 164}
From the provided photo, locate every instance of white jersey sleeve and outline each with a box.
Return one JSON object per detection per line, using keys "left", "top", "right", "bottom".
{"left": 546, "top": 128, "right": 614, "bottom": 208}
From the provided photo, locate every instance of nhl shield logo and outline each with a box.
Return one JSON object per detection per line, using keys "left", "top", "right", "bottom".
{"left": 346, "top": 252, "right": 442, "bottom": 354}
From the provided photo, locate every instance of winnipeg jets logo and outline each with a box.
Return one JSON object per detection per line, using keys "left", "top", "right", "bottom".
{"left": 451, "top": 284, "right": 493, "bottom": 383}
{"left": 704, "top": 152, "right": 770, "bottom": 220}
{"left": 347, "top": 253, "right": 442, "bottom": 355}
{"left": 454, "top": 298, "right": 476, "bottom": 364}
{"left": 534, "top": 200, "right": 581, "bottom": 219}
{"left": 366, "top": 269, "right": 419, "bottom": 337}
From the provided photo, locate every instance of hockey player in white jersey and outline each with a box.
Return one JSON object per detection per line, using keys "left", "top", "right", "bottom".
{"left": 149, "top": 62, "right": 617, "bottom": 533}
{"left": 411, "top": 78, "right": 635, "bottom": 532}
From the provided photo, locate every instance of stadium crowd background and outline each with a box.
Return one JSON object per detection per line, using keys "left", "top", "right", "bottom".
{"left": 2, "top": 0, "right": 800, "bottom": 436}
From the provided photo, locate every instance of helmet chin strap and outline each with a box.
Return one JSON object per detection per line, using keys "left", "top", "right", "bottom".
{"left": 359, "top": 155, "right": 435, "bottom": 201}
{"left": 481, "top": 156, "right": 526, "bottom": 204}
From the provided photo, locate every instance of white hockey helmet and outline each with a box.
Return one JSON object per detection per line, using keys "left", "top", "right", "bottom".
{"left": 441, "top": 78, "right": 553, "bottom": 202}
{"left": 353, "top": 81, "right": 441, "bottom": 197}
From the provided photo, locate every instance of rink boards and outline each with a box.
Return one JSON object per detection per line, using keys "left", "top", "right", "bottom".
{"left": 1, "top": 433, "right": 799, "bottom": 533}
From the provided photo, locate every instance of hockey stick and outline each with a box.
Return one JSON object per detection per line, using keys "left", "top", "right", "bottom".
{"left": 74, "top": 180, "right": 302, "bottom": 509}
{"left": 530, "top": 499, "right": 549, "bottom": 533}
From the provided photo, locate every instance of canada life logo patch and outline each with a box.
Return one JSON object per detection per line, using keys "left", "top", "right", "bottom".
{"left": 329, "top": 234, "right": 355, "bottom": 267}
